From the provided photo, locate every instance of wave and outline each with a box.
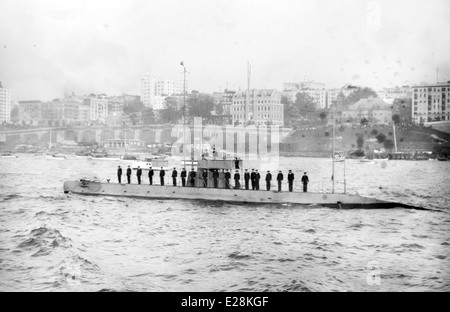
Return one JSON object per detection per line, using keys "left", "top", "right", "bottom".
{"left": 0, "top": 194, "right": 22, "bottom": 201}
{"left": 228, "top": 251, "right": 252, "bottom": 260}
{"left": 399, "top": 243, "right": 425, "bottom": 250}
{"left": 15, "top": 226, "right": 72, "bottom": 256}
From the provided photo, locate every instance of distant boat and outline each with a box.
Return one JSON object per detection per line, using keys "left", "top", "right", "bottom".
{"left": 0, "top": 152, "right": 18, "bottom": 158}
{"left": 357, "top": 158, "right": 376, "bottom": 164}
{"left": 46, "top": 154, "right": 66, "bottom": 160}
{"left": 90, "top": 153, "right": 121, "bottom": 161}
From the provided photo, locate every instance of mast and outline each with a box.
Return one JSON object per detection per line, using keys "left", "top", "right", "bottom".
{"left": 393, "top": 122, "right": 398, "bottom": 152}
{"left": 180, "top": 61, "right": 190, "bottom": 169}
{"left": 245, "top": 61, "right": 251, "bottom": 125}
{"left": 332, "top": 101, "right": 335, "bottom": 194}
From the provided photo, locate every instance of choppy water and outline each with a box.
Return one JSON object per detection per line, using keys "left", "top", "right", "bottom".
{"left": 0, "top": 155, "right": 449, "bottom": 291}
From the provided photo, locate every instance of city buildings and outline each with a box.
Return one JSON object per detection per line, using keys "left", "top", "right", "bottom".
{"left": 18, "top": 100, "right": 42, "bottom": 125}
{"left": 411, "top": 82, "right": 450, "bottom": 124}
{"left": 0, "top": 82, "right": 11, "bottom": 123}
{"left": 212, "top": 89, "right": 236, "bottom": 115}
{"left": 379, "top": 86, "right": 412, "bottom": 100}
{"left": 232, "top": 89, "right": 284, "bottom": 126}
{"left": 283, "top": 81, "right": 358, "bottom": 109}
{"left": 141, "top": 73, "right": 187, "bottom": 110}
{"left": 341, "top": 97, "right": 393, "bottom": 124}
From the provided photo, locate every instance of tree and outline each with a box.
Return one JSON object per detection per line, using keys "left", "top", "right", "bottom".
{"left": 123, "top": 101, "right": 144, "bottom": 115}
{"left": 392, "top": 114, "right": 400, "bottom": 125}
{"left": 142, "top": 108, "right": 155, "bottom": 125}
{"left": 376, "top": 133, "right": 386, "bottom": 144}
{"left": 188, "top": 93, "right": 215, "bottom": 118}
{"left": 294, "top": 92, "right": 316, "bottom": 112}
{"left": 360, "top": 117, "right": 369, "bottom": 126}
{"left": 356, "top": 135, "right": 364, "bottom": 148}
{"left": 319, "top": 111, "right": 328, "bottom": 123}
{"left": 384, "top": 139, "right": 395, "bottom": 150}
{"left": 160, "top": 99, "right": 182, "bottom": 124}
{"left": 343, "top": 87, "right": 378, "bottom": 106}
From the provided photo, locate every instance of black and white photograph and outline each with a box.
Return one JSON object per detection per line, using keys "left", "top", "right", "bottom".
{"left": 0, "top": 0, "right": 449, "bottom": 296}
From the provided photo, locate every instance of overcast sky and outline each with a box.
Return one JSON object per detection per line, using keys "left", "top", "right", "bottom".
{"left": 1, "top": 0, "right": 449, "bottom": 101}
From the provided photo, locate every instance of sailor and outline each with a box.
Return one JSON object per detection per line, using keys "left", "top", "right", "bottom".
{"left": 288, "top": 170, "right": 295, "bottom": 192}
{"left": 225, "top": 169, "right": 231, "bottom": 189}
{"left": 181, "top": 168, "right": 187, "bottom": 187}
{"left": 136, "top": 166, "right": 142, "bottom": 184}
{"left": 243, "top": 169, "right": 250, "bottom": 190}
{"left": 160, "top": 167, "right": 165, "bottom": 186}
{"left": 117, "top": 166, "right": 122, "bottom": 184}
{"left": 126, "top": 165, "right": 132, "bottom": 184}
{"left": 255, "top": 169, "right": 261, "bottom": 190}
{"left": 148, "top": 166, "right": 154, "bottom": 185}
{"left": 234, "top": 157, "right": 240, "bottom": 169}
{"left": 189, "top": 168, "right": 196, "bottom": 187}
{"left": 301, "top": 172, "right": 309, "bottom": 192}
{"left": 202, "top": 169, "right": 208, "bottom": 188}
{"left": 213, "top": 169, "right": 219, "bottom": 188}
{"left": 277, "top": 170, "right": 284, "bottom": 192}
{"left": 234, "top": 170, "right": 240, "bottom": 189}
{"left": 172, "top": 167, "right": 178, "bottom": 186}
{"left": 250, "top": 169, "right": 256, "bottom": 190}
{"left": 265, "top": 170, "right": 272, "bottom": 191}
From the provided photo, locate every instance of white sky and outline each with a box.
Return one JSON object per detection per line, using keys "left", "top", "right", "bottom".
{"left": 0, "top": 0, "right": 449, "bottom": 101}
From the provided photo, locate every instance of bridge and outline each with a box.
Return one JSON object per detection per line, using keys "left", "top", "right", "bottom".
{"left": 0, "top": 126, "right": 173, "bottom": 146}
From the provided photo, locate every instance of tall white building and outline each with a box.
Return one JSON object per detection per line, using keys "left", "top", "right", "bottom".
{"left": 89, "top": 97, "right": 109, "bottom": 122}
{"left": 412, "top": 82, "right": 450, "bottom": 123}
{"left": 141, "top": 73, "right": 187, "bottom": 110}
{"left": 0, "top": 82, "right": 11, "bottom": 123}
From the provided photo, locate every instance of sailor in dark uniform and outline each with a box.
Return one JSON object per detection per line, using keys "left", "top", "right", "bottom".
{"left": 234, "top": 157, "right": 240, "bottom": 169}
{"left": 148, "top": 166, "right": 154, "bottom": 185}
{"left": 277, "top": 170, "right": 283, "bottom": 192}
{"left": 255, "top": 170, "right": 261, "bottom": 190}
{"left": 189, "top": 169, "right": 196, "bottom": 187}
{"left": 301, "top": 172, "right": 309, "bottom": 192}
{"left": 288, "top": 170, "right": 295, "bottom": 192}
{"left": 126, "top": 165, "right": 132, "bottom": 184}
{"left": 117, "top": 166, "right": 122, "bottom": 184}
{"left": 265, "top": 170, "right": 272, "bottom": 191}
{"left": 213, "top": 169, "right": 219, "bottom": 188}
{"left": 244, "top": 169, "right": 250, "bottom": 190}
{"left": 225, "top": 169, "right": 231, "bottom": 189}
{"left": 250, "top": 169, "right": 256, "bottom": 190}
{"left": 172, "top": 167, "right": 178, "bottom": 186}
{"left": 160, "top": 167, "right": 165, "bottom": 186}
{"left": 202, "top": 169, "right": 208, "bottom": 187}
{"left": 234, "top": 170, "right": 240, "bottom": 189}
{"left": 181, "top": 168, "right": 187, "bottom": 187}
{"left": 136, "top": 166, "right": 142, "bottom": 184}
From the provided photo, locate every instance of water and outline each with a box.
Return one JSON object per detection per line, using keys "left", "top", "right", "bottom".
{"left": 0, "top": 155, "right": 449, "bottom": 291}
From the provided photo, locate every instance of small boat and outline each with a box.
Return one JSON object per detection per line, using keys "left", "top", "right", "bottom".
{"left": 131, "top": 157, "right": 170, "bottom": 170}
{"left": 0, "top": 152, "right": 18, "bottom": 158}
{"left": 46, "top": 154, "right": 66, "bottom": 160}
{"left": 357, "top": 158, "right": 376, "bottom": 164}
{"left": 90, "top": 153, "right": 121, "bottom": 161}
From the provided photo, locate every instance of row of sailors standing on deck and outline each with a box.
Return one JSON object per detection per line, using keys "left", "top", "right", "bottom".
{"left": 117, "top": 166, "right": 310, "bottom": 192}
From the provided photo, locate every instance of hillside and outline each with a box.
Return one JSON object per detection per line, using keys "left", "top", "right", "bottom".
{"left": 281, "top": 124, "right": 450, "bottom": 156}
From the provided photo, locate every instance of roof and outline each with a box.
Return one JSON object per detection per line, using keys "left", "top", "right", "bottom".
{"left": 348, "top": 97, "right": 392, "bottom": 110}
